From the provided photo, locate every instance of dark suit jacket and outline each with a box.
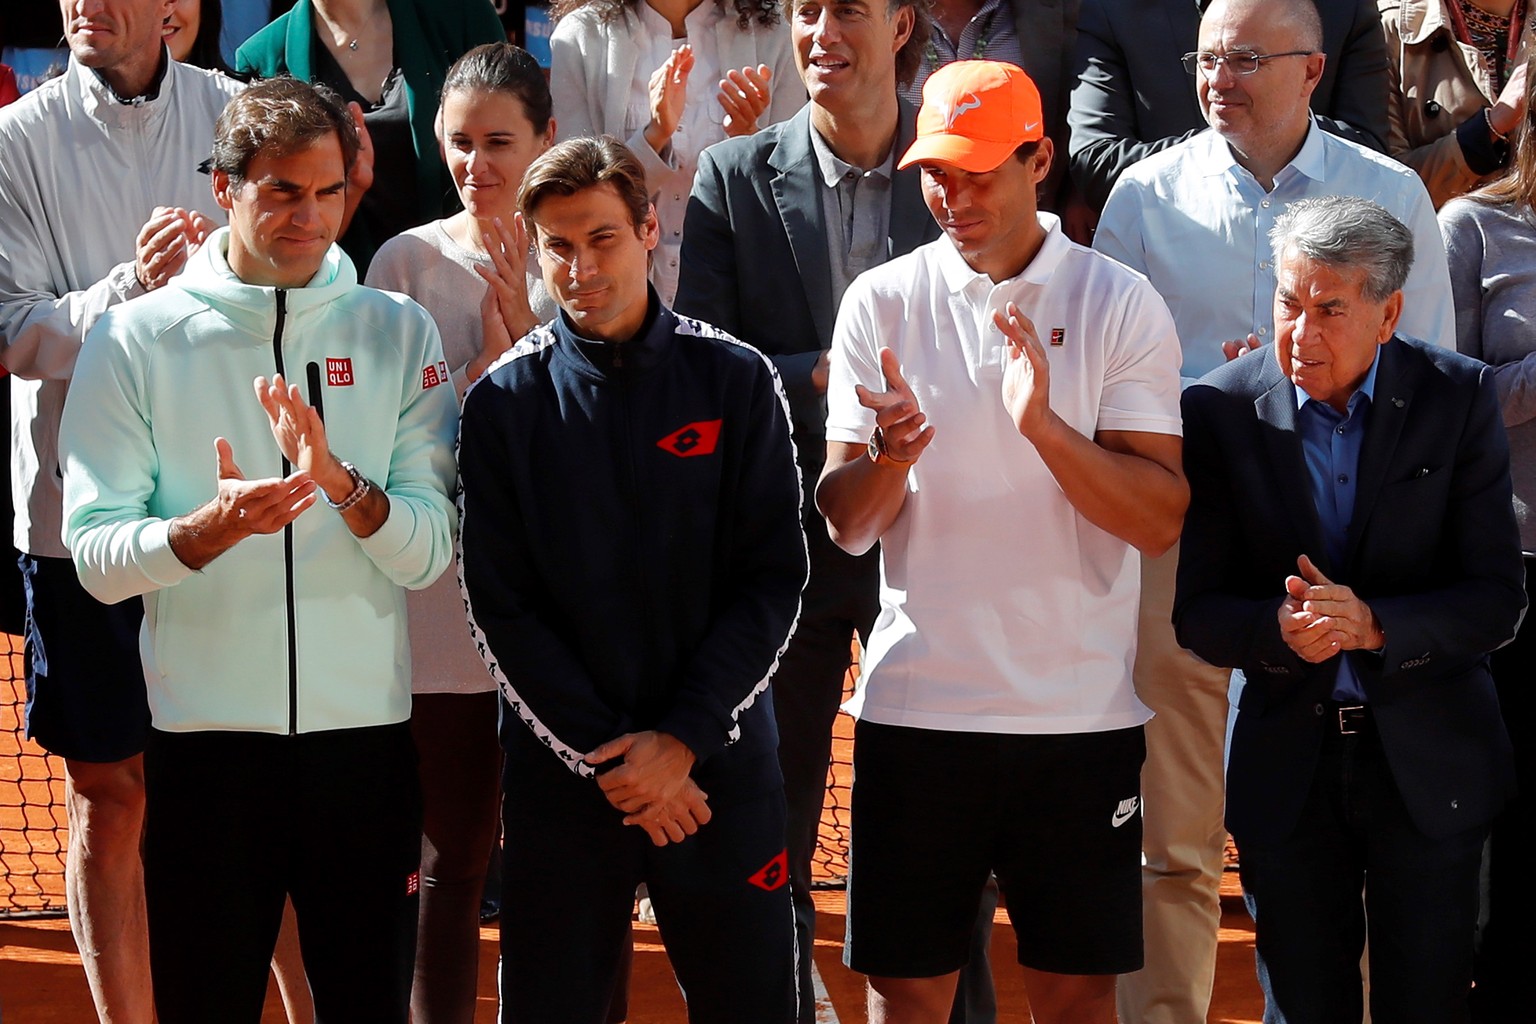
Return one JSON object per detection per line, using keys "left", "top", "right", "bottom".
{"left": 1067, "top": 0, "right": 1392, "bottom": 210}
{"left": 1005, "top": 0, "right": 1084, "bottom": 211}
{"left": 1175, "top": 338, "right": 1523, "bottom": 846}
{"left": 675, "top": 102, "right": 940, "bottom": 480}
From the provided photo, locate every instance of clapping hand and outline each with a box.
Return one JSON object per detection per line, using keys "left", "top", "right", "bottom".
{"left": 855, "top": 348, "right": 934, "bottom": 465}
{"left": 134, "top": 206, "right": 217, "bottom": 291}
{"left": 644, "top": 45, "right": 695, "bottom": 155}
{"left": 469, "top": 215, "right": 536, "bottom": 382}
{"left": 995, "top": 302, "right": 1053, "bottom": 440}
{"left": 719, "top": 64, "right": 772, "bottom": 137}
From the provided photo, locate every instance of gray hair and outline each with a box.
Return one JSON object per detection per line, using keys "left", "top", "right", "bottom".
{"left": 1269, "top": 196, "right": 1414, "bottom": 302}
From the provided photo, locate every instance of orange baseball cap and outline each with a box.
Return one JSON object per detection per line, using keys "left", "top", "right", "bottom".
{"left": 898, "top": 61, "right": 1046, "bottom": 173}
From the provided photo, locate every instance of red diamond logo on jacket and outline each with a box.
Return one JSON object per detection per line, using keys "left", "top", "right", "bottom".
{"left": 657, "top": 419, "right": 723, "bottom": 458}
{"left": 747, "top": 849, "right": 789, "bottom": 891}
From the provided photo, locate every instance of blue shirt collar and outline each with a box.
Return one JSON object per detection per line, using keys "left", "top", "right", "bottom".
{"left": 1204, "top": 116, "right": 1326, "bottom": 186}
{"left": 1295, "top": 347, "right": 1382, "bottom": 410}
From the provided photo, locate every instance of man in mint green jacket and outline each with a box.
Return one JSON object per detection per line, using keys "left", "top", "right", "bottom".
{"left": 59, "top": 78, "right": 456, "bottom": 1024}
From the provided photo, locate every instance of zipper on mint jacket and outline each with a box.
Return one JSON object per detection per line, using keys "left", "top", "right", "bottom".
{"left": 271, "top": 290, "right": 299, "bottom": 735}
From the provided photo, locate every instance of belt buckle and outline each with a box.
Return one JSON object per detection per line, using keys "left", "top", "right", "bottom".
{"left": 1337, "top": 705, "right": 1366, "bottom": 735}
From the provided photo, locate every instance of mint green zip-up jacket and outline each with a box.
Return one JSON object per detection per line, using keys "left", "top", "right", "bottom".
{"left": 60, "top": 230, "right": 458, "bottom": 735}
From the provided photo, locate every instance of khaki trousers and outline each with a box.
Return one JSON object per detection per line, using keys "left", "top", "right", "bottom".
{"left": 1116, "top": 544, "right": 1233, "bottom": 1024}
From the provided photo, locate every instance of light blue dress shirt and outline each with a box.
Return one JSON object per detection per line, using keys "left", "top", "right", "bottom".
{"left": 1296, "top": 354, "right": 1380, "bottom": 703}
{"left": 1095, "top": 121, "right": 1455, "bottom": 384}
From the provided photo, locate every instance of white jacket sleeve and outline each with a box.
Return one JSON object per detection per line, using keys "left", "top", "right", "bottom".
{"left": 61, "top": 312, "right": 196, "bottom": 603}
{"left": 0, "top": 154, "right": 145, "bottom": 381}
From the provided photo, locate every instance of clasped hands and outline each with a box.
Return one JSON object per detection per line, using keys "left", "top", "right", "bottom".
{"left": 586, "top": 731, "right": 711, "bottom": 847}
{"left": 1277, "top": 554, "right": 1385, "bottom": 663}
{"left": 207, "top": 374, "right": 353, "bottom": 543}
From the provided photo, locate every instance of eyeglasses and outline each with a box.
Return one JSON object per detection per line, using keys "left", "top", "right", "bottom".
{"left": 1180, "top": 50, "right": 1315, "bottom": 77}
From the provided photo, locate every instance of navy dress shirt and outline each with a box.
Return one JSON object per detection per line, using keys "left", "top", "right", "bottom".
{"left": 1296, "top": 354, "right": 1380, "bottom": 702}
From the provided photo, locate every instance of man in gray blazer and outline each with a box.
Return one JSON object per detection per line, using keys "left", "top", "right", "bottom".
{"left": 1067, "top": 0, "right": 1390, "bottom": 212}
{"left": 675, "top": 2, "right": 946, "bottom": 1020}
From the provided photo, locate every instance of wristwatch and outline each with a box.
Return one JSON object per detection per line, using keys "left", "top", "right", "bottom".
{"left": 324, "top": 459, "right": 371, "bottom": 513}
{"left": 867, "top": 426, "right": 912, "bottom": 467}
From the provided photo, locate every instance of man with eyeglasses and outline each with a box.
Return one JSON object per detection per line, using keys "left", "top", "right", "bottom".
{"left": 1089, "top": 2, "right": 1454, "bottom": 1023}
{"left": 1066, "top": 0, "right": 1389, "bottom": 214}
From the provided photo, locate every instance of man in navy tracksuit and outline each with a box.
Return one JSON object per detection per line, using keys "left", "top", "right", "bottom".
{"left": 457, "top": 136, "right": 807, "bottom": 1024}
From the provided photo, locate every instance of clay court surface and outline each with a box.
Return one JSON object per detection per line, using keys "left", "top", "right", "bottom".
{"left": 1, "top": 627, "right": 1266, "bottom": 1022}
{"left": 1, "top": 895, "right": 1268, "bottom": 1022}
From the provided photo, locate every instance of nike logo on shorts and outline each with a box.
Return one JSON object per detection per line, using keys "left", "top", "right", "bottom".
{"left": 1111, "top": 796, "right": 1140, "bottom": 828}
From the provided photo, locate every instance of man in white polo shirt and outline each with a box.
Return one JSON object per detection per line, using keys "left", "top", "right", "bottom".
{"left": 816, "top": 60, "right": 1187, "bottom": 1024}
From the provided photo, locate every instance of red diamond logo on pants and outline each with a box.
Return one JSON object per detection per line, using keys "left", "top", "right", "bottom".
{"left": 748, "top": 849, "right": 788, "bottom": 891}
{"left": 657, "top": 419, "right": 723, "bottom": 458}
{"left": 406, "top": 871, "right": 420, "bottom": 896}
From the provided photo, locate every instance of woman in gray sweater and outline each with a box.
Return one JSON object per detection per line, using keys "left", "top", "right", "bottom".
{"left": 1439, "top": 51, "right": 1536, "bottom": 1024}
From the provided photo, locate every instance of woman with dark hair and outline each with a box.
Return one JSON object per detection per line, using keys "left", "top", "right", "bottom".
{"left": 365, "top": 42, "right": 556, "bottom": 1024}
{"left": 549, "top": 0, "right": 803, "bottom": 303}
{"left": 163, "top": 0, "right": 232, "bottom": 73}
{"left": 234, "top": 0, "right": 506, "bottom": 273}
{"left": 1382, "top": 0, "right": 1532, "bottom": 207}
{"left": 1439, "top": 51, "right": 1536, "bottom": 1023}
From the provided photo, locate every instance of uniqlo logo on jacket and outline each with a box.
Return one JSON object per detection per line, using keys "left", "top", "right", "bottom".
{"left": 326, "top": 358, "right": 354, "bottom": 386}
{"left": 657, "top": 419, "right": 723, "bottom": 458}
{"left": 422, "top": 361, "right": 449, "bottom": 389}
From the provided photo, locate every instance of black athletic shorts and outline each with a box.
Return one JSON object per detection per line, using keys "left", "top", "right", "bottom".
{"left": 845, "top": 719, "right": 1146, "bottom": 978}
{"left": 20, "top": 553, "right": 149, "bottom": 763}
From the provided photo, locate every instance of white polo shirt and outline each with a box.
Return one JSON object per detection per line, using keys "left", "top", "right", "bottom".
{"left": 826, "top": 213, "right": 1182, "bottom": 734}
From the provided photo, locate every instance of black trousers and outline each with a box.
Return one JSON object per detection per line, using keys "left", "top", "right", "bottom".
{"left": 774, "top": 517, "right": 876, "bottom": 1024}
{"left": 1472, "top": 555, "right": 1536, "bottom": 1022}
{"left": 1238, "top": 718, "right": 1484, "bottom": 1024}
{"left": 143, "top": 723, "right": 421, "bottom": 1024}
{"left": 499, "top": 739, "right": 796, "bottom": 1024}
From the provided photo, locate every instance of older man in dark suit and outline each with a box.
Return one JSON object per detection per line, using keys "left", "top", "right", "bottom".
{"left": 1176, "top": 195, "right": 1523, "bottom": 1023}
{"left": 674, "top": 2, "right": 945, "bottom": 1021}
